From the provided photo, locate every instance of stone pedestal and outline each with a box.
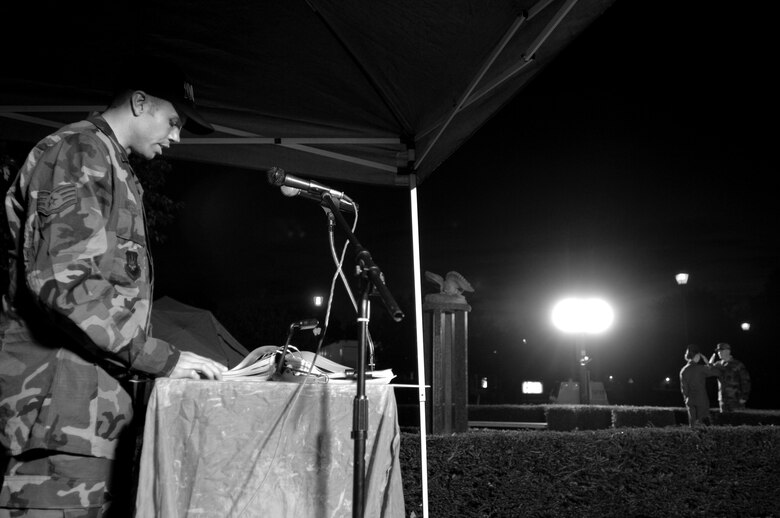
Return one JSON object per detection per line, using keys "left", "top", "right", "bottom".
{"left": 423, "top": 299, "right": 471, "bottom": 434}
{"left": 555, "top": 379, "right": 609, "bottom": 405}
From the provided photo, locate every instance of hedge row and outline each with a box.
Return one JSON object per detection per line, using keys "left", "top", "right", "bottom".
{"left": 399, "top": 426, "right": 780, "bottom": 517}
{"left": 546, "top": 404, "right": 683, "bottom": 430}
{"left": 465, "top": 404, "right": 780, "bottom": 431}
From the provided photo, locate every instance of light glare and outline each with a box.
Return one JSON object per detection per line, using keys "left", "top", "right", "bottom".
{"left": 522, "top": 381, "right": 543, "bottom": 394}
{"left": 551, "top": 297, "right": 614, "bottom": 334}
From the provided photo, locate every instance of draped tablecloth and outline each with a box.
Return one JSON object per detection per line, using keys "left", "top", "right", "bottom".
{"left": 134, "top": 378, "right": 405, "bottom": 517}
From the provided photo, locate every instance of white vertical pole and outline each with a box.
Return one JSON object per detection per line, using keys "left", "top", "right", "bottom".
{"left": 409, "top": 173, "right": 429, "bottom": 518}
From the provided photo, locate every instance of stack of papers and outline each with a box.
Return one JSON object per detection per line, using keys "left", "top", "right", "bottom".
{"left": 222, "top": 346, "right": 395, "bottom": 384}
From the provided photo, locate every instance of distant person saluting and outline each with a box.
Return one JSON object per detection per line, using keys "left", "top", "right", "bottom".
{"left": 708, "top": 342, "right": 751, "bottom": 412}
{"left": 0, "top": 58, "right": 226, "bottom": 516}
{"left": 679, "top": 344, "right": 720, "bottom": 426}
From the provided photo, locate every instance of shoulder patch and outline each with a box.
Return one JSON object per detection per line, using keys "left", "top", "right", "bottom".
{"left": 37, "top": 184, "right": 77, "bottom": 217}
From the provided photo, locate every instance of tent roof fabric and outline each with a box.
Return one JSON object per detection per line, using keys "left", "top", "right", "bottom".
{"left": 1, "top": 0, "right": 614, "bottom": 186}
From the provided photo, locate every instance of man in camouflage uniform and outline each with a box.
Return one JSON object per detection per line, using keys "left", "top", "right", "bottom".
{"left": 0, "top": 60, "right": 227, "bottom": 517}
{"left": 708, "top": 342, "right": 751, "bottom": 412}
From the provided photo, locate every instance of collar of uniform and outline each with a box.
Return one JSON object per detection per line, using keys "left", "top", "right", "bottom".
{"left": 88, "top": 114, "right": 131, "bottom": 165}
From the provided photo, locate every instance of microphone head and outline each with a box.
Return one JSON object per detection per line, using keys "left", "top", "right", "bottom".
{"left": 280, "top": 185, "right": 300, "bottom": 197}
{"left": 267, "top": 166, "right": 286, "bottom": 186}
{"left": 295, "top": 319, "right": 319, "bottom": 330}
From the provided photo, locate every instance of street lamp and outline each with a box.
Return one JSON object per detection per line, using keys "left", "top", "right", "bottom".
{"left": 551, "top": 297, "right": 614, "bottom": 404}
{"left": 675, "top": 272, "right": 689, "bottom": 343}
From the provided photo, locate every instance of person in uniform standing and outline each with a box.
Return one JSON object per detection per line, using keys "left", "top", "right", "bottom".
{"left": 679, "top": 344, "right": 720, "bottom": 426}
{"left": 0, "top": 59, "right": 227, "bottom": 517}
{"left": 708, "top": 342, "right": 751, "bottom": 412}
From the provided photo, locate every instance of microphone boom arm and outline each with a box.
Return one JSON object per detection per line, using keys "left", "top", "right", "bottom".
{"left": 321, "top": 193, "right": 404, "bottom": 322}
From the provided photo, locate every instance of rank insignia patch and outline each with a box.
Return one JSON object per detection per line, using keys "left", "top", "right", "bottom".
{"left": 37, "top": 184, "right": 77, "bottom": 217}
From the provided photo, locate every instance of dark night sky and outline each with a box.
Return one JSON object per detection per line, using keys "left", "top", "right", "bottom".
{"left": 38, "top": 0, "right": 778, "bottom": 405}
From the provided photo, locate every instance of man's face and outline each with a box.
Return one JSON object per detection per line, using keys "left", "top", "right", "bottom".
{"left": 131, "top": 95, "right": 183, "bottom": 159}
{"left": 718, "top": 349, "right": 732, "bottom": 361}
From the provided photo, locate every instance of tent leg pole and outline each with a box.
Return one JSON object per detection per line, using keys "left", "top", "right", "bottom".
{"left": 409, "top": 174, "right": 429, "bottom": 518}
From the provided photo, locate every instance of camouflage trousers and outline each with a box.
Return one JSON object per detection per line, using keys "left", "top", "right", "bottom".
{"left": 0, "top": 450, "right": 129, "bottom": 517}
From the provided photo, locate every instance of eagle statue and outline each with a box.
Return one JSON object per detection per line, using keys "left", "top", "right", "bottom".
{"left": 424, "top": 270, "right": 474, "bottom": 304}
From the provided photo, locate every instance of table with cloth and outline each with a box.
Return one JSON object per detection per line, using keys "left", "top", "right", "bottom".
{"left": 134, "top": 378, "right": 405, "bottom": 517}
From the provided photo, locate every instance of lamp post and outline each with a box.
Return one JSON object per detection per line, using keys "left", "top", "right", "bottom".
{"left": 552, "top": 297, "right": 614, "bottom": 405}
{"left": 675, "top": 272, "right": 689, "bottom": 344}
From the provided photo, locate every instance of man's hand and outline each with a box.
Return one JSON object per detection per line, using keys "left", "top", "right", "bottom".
{"left": 169, "top": 351, "right": 227, "bottom": 380}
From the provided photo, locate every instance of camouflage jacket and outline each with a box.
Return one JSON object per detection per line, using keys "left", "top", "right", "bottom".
{"left": 0, "top": 115, "right": 180, "bottom": 459}
{"left": 712, "top": 358, "right": 751, "bottom": 403}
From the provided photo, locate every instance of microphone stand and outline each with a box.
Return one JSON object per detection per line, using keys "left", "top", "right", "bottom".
{"left": 320, "top": 193, "right": 403, "bottom": 518}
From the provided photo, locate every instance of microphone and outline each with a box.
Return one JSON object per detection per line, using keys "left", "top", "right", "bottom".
{"left": 267, "top": 167, "right": 346, "bottom": 200}
{"left": 275, "top": 318, "right": 322, "bottom": 377}
{"left": 268, "top": 167, "right": 357, "bottom": 212}
{"left": 280, "top": 185, "right": 357, "bottom": 213}
{"left": 293, "top": 319, "right": 319, "bottom": 331}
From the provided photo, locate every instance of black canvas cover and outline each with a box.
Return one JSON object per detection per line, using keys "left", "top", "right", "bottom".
{"left": 151, "top": 296, "right": 250, "bottom": 369}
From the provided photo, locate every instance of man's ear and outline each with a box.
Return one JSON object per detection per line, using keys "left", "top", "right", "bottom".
{"left": 130, "top": 91, "right": 147, "bottom": 116}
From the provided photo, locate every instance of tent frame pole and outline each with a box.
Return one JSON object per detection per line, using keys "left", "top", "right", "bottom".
{"left": 415, "top": 13, "right": 528, "bottom": 170}
{"left": 409, "top": 174, "right": 430, "bottom": 518}
{"left": 416, "top": 0, "right": 581, "bottom": 169}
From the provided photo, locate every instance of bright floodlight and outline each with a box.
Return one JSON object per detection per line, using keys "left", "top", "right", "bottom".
{"left": 741, "top": 322, "right": 751, "bottom": 331}
{"left": 675, "top": 273, "right": 689, "bottom": 285}
{"left": 522, "top": 381, "right": 543, "bottom": 394}
{"left": 551, "top": 297, "right": 614, "bottom": 334}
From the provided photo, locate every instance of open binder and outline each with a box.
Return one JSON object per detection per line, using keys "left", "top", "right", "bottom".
{"left": 222, "top": 345, "right": 394, "bottom": 384}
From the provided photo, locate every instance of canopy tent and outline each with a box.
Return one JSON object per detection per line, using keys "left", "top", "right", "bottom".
{"left": 1, "top": 0, "right": 613, "bottom": 186}
{"left": 1, "top": 1, "right": 616, "bottom": 515}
